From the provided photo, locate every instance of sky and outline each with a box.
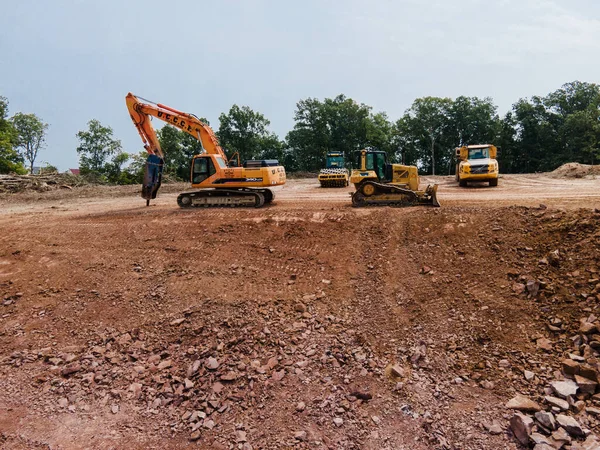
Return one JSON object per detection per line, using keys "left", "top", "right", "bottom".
{"left": 1, "top": 0, "right": 599, "bottom": 170}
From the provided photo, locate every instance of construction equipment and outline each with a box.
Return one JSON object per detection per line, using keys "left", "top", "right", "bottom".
{"left": 126, "top": 93, "right": 286, "bottom": 207}
{"left": 350, "top": 149, "right": 440, "bottom": 207}
{"left": 318, "top": 152, "right": 349, "bottom": 187}
{"left": 455, "top": 144, "right": 499, "bottom": 187}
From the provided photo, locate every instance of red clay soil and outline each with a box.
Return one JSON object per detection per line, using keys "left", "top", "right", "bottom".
{"left": 1, "top": 177, "right": 600, "bottom": 449}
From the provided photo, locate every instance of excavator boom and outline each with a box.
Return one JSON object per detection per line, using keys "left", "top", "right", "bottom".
{"left": 126, "top": 93, "right": 226, "bottom": 160}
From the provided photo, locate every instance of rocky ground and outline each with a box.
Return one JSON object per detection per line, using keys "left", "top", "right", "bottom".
{"left": 1, "top": 177, "right": 600, "bottom": 449}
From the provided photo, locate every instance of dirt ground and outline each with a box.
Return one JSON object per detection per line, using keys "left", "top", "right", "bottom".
{"left": 1, "top": 174, "right": 600, "bottom": 449}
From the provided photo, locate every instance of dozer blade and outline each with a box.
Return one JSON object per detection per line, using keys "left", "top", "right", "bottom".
{"left": 425, "top": 184, "right": 441, "bottom": 207}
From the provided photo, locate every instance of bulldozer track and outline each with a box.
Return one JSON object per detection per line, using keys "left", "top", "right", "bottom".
{"left": 352, "top": 181, "right": 422, "bottom": 207}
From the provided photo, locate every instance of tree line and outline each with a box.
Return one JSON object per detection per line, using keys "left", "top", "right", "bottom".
{"left": 1, "top": 80, "right": 598, "bottom": 181}
{"left": 152, "top": 80, "right": 600, "bottom": 178}
{"left": 284, "top": 80, "right": 600, "bottom": 175}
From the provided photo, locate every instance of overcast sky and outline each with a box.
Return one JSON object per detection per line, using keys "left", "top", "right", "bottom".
{"left": 1, "top": 0, "right": 599, "bottom": 170}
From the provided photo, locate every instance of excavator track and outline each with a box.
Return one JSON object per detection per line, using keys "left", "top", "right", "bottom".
{"left": 351, "top": 181, "right": 439, "bottom": 207}
{"left": 177, "top": 189, "right": 274, "bottom": 208}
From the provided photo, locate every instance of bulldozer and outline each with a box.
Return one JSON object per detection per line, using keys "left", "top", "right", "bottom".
{"left": 350, "top": 149, "right": 440, "bottom": 207}
{"left": 318, "top": 152, "right": 349, "bottom": 187}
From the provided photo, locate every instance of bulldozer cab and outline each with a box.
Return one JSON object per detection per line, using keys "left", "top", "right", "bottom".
{"left": 354, "top": 150, "right": 388, "bottom": 181}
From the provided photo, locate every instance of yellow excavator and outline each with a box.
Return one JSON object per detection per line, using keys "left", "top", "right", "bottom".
{"left": 350, "top": 149, "right": 440, "bottom": 207}
{"left": 126, "top": 93, "right": 286, "bottom": 207}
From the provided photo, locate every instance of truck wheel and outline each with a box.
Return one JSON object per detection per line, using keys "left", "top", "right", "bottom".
{"left": 459, "top": 179, "right": 468, "bottom": 187}
{"left": 489, "top": 179, "right": 498, "bottom": 187}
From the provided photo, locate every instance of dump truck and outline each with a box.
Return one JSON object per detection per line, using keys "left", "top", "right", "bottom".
{"left": 318, "top": 152, "right": 349, "bottom": 187}
{"left": 455, "top": 144, "right": 499, "bottom": 187}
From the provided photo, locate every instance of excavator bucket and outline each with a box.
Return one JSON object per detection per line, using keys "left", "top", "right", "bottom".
{"left": 142, "top": 154, "right": 164, "bottom": 205}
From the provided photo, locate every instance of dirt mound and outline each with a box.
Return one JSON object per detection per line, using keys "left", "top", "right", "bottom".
{"left": 550, "top": 162, "right": 600, "bottom": 179}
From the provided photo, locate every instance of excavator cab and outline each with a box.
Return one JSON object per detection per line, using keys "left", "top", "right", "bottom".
{"left": 191, "top": 155, "right": 217, "bottom": 184}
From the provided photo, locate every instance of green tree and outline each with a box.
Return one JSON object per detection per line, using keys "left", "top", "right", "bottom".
{"left": 509, "top": 81, "right": 600, "bottom": 172}
{"left": 449, "top": 96, "right": 498, "bottom": 146}
{"left": 392, "top": 96, "right": 499, "bottom": 175}
{"left": 286, "top": 97, "right": 330, "bottom": 171}
{"left": 400, "top": 97, "right": 453, "bottom": 175}
{"left": 322, "top": 95, "right": 371, "bottom": 155}
{"left": 157, "top": 125, "right": 185, "bottom": 178}
{"left": 40, "top": 162, "right": 59, "bottom": 174}
{"left": 76, "top": 119, "right": 122, "bottom": 176}
{"left": 217, "top": 105, "right": 282, "bottom": 163}
{"left": 447, "top": 96, "right": 499, "bottom": 174}
{"left": 126, "top": 151, "right": 150, "bottom": 184}
{"left": 286, "top": 94, "right": 374, "bottom": 171}
{"left": 0, "top": 96, "right": 26, "bottom": 174}
{"left": 366, "top": 112, "right": 394, "bottom": 159}
{"left": 544, "top": 81, "right": 600, "bottom": 166}
{"left": 495, "top": 112, "right": 519, "bottom": 173}
{"left": 105, "top": 151, "right": 131, "bottom": 183}
{"left": 11, "top": 112, "right": 49, "bottom": 173}
{"left": 563, "top": 109, "right": 600, "bottom": 165}
{"left": 392, "top": 116, "right": 421, "bottom": 166}
{"left": 157, "top": 125, "right": 205, "bottom": 180}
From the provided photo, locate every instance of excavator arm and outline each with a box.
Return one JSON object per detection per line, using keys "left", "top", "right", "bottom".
{"left": 125, "top": 92, "right": 226, "bottom": 160}
{"left": 126, "top": 93, "right": 232, "bottom": 204}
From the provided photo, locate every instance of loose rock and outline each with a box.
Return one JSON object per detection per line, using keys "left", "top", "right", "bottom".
{"left": 294, "top": 431, "right": 307, "bottom": 441}
{"left": 551, "top": 380, "right": 578, "bottom": 399}
{"left": 575, "top": 375, "right": 597, "bottom": 394}
{"left": 534, "top": 411, "right": 556, "bottom": 430}
{"left": 205, "top": 357, "right": 220, "bottom": 370}
{"left": 506, "top": 394, "right": 542, "bottom": 412}
{"left": 545, "top": 396, "right": 569, "bottom": 410}
{"left": 556, "top": 414, "right": 584, "bottom": 437}
{"left": 510, "top": 413, "right": 534, "bottom": 446}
